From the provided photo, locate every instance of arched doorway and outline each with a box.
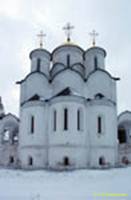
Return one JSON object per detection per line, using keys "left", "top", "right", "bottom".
{"left": 63, "top": 156, "right": 69, "bottom": 166}
{"left": 118, "top": 127, "right": 127, "bottom": 144}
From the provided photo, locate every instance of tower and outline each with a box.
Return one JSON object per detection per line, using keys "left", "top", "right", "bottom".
{"left": 18, "top": 32, "right": 50, "bottom": 169}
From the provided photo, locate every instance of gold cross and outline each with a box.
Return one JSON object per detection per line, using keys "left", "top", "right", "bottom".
{"left": 89, "top": 29, "right": 99, "bottom": 46}
{"left": 63, "top": 22, "right": 74, "bottom": 42}
{"left": 37, "top": 30, "right": 46, "bottom": 48}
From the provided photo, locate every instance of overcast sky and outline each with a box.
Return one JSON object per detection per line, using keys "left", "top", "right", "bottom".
{"left": 0, "top": 0, "right": 131, "bottom": 116}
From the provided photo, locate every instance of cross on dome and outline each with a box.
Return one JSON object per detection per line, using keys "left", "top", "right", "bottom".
{"left": 37, "top": 30, "right": 46, "bottom": 48}
{"left": 89, "top": 29, "right": 99, "bottom": 46}
{"left": 63, "top": 22, "right": 74, "bottom": 43}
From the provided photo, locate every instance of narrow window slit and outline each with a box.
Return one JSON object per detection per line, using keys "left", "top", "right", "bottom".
{"left": 64, "top": 108, "right": 68, "bottom": 130}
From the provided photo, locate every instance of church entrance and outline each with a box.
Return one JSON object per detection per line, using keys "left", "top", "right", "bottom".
{"left": 63, "top": 156, "right": 69, "bottom": 166}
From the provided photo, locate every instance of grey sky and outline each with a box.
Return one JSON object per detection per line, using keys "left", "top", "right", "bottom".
{"left": 0, "top": 0, "right": 131, "bottom": 116}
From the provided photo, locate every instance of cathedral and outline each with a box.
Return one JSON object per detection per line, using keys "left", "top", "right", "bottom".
{"left": 0, "top": 24, "right": 131, "bottom": 170}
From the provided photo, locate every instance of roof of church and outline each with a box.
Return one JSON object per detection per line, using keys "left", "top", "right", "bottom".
{"left": 28, "top": 94, "right": 40, "bottom": 101}
{"left": 51, "top": 43, "right": 84, "bottom": 57}
{"left": 118, "top": 110, "right": 131, "bottom": 119}
{"left": 29, "top": 48, "right": 50, "bottom": 59}
{"left": 53, "top": 87, "right": 82, "bottom": 97}
{"left": 29, "top": 43, "right": 85, "bottom": 60}
{"left": 84, "top": 46, "right": 107, "bottom": 57}
{"left": 45, "top": 87, "right": 87, "bottom": 103}
{"left": 26, "top": 87, "right": 83, "bottom": 102}
{"left": 21, "top": 88, "right": 84, "bottom": 106}
{"left": 16, "top": 71, "right": 49, "bottom": 84}
{"left": 1, "top": 113, "right": 19, "bottom": 122}
{"left": 87, "top": 68, "right": 120, "bottom": 81}
{"left": 21, "top": 87, "right": 117, "bottom": 108}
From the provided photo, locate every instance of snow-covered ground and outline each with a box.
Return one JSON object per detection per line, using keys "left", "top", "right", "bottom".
{"left": 0, "top": 167, "right": 130, "bottom": 200}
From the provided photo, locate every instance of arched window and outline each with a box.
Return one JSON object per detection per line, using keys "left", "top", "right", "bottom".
{"left": 63, "top": 156, "right": 69, "bottom": 166}
{"left": 28, "top": 156, "right": 33, "bottom": 166}
{"left": 95, "top": 93, "right": 104, "bottom": 99}
{"left": 77, "top": 109, "right": 83, "bottom": 131}
{"left": 118, "top": 127, "right": 126, "bottom": 144}
{"left": 31, "top": 116, "right": 35, "bottom": 134}
{"left": 53, "top": 110, "right": 57, "bottom": 131}
{"left": 9, "top": 156, "right": 14, "bottom": 164}
{"left": 94, "top": 56, "right": 98, "bottom": 69}
{"left": 67, "top": 54, "right": 70, "bottom": 67}
{"left": 97, "top": 116, "right": 102, "bottom": 134}
{"left": 99, "top": 156, "right": 105, "bottom": 165}
{"left": 64, "top": 108, "right": 68, "bottom": 130}
{"left": 37, "top": 58, "right": 41, "bottom": 71}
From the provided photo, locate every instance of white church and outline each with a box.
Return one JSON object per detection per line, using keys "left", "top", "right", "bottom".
{"left": 0, "top": 24, "right": 131, "bottom": 170}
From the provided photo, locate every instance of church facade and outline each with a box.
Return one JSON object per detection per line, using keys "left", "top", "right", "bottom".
{"left": 0, "top": 30, "right": 131, "bottom": 170}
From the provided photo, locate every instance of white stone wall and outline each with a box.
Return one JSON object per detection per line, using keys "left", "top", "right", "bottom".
{"left": 19, "top": 148, "right": 47, "bottom": 169}
{"left": 48, "top": 147, "right": 88, "bottom": 169}
{"left": 48, "top": 96, "right": 88, "bottom": 169}
{"left": 0, "top": 144, "right": 18, "bottom": 167}
{"left": 19, "top": 102, "right": 48, "bottom": 168}
{"left": 87, "top": 101, "right": 118, "bottom": 167}
{"left": 89, "top": 148, "right": 117, "bottom": 168}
